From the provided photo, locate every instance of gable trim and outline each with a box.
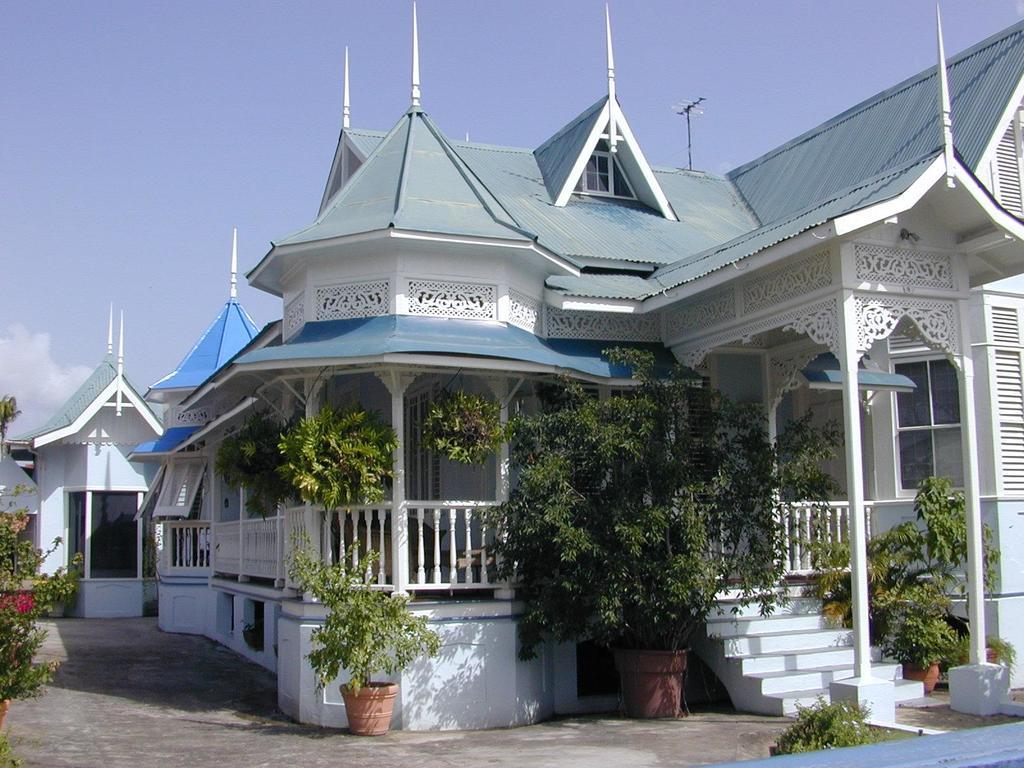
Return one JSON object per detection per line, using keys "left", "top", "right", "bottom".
{"left": 32, "top": 377, "right": 163, "bottom": 449}
{"left": 974, "top": 72, "right": 1024, "bottom": 181}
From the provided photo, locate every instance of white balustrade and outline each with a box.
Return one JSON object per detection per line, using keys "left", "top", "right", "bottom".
{"left": 405, "top": 501, "right": 502, "bottom": 590}
{"left": 163, "top": 521, "right": 212, "bottom": 575}
{"left": 779, "top": 501, "right": 873, "bottom": 575}
{"left": 211, "top": 516, "right": 283, "bottom": 581}
{"left": 319, "top": 504, "right": 393, "bottom": 589}
{"left": 213, "top": 521, "right": 240, "bottom": 574}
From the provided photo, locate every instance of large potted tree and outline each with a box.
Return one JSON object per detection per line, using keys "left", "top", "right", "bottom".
{"left": 280, "top": 405, "right": 437, "bottom": 735}
{"left": 492, "top": 351, "right": 838, "bottom": 718}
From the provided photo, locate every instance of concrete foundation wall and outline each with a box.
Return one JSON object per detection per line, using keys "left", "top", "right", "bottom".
{"left": 158, "top": 576, "right": 217, "bottom": 635}
{"left": 72, "top": 578, "right": 145, "bottom": 618}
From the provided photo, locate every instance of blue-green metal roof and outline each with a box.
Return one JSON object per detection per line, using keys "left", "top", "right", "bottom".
{"left": 534, "top": 98, "right": 606, "bottom": 202}
{"left": 15, "top": 358, "right": 150, "bottom": 442}
{"left": 802, "top": 353, "right": 916, "bottom": 392}
{"left": 346, "top": 128, "right": 386, "bottom": 158}
{"left": 236, "top": 315, "right": 674, "bottom": 379}
{"left": 151, "top": 299, "right": 259, "bottom": 391}
{"left": 133, "top": 426, "right": 201, "bottom": 456}
{"left": 728, "top": 19, "right": 1024, "bottom": 227}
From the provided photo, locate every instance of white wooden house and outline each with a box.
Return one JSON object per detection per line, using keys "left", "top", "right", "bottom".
{"left": 143, "top": 9, "right": 1024, "bottom": 729}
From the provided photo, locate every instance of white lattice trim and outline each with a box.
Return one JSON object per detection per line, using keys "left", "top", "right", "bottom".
{"left": 284, "top": 294, "right": 305, "bottom": 338}
{"left": 854, "top": 243, "right": 955, "bottom": 290}
{"left": 546, "top": 308, "right": 660, "bottom": 341}
{"left": 855, "top": 294, "right": 959, "bottom": 355}
{"left": 172, "top": 408, "right": 209, "bottom": 427}
{"left": 742, "top": 249, "right": 833, "bottom": 315}
{"left": 664, "top": 288, "right": 735, "bottom": 340}
{"left": 406, "top": 280, "right": 496, "bottom": 320}
{"left": 675, "top": 296, "right": 840, "bottom": 368}
{"left": 508, "top": 289, "right": 542, "bottom": 333}
{"left": 767, "top": 342, "right": 823, "bottom": 407}
{"left": 315, "top": 280, "right": 390, "bottom": 321}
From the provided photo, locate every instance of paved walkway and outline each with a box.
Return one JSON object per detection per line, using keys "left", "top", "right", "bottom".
{"left": 7, "top": 618, "right": 791, "bottom": 768}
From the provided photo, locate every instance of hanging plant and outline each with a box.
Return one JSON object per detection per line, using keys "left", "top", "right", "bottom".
{"left": 423, "top": 391, "right": 503, "bottom": 466}
{"left": 215, "top": 412, "right": 294, "bottom": 516}
{"left": 278, "top": 406, "right": 398, "bottom": 511}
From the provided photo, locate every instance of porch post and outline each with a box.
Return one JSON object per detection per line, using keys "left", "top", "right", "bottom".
{"left": 829, "top": 288, "right": 895, "bottom": 722}
{"left": 300, "top": 378, "right": 323, "bottom": 601}
{"left": 384, "top": 371, "right": 413, "bottom": 594}
{"left": 950, "top": 298, "right": 1009, "bottom": 715}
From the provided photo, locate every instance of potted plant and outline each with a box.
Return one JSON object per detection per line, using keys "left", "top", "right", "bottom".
{"left": 423, "top": 391, "right": 503, "bottom": 466}
{"left": 492, "top": 351, "right": 839, "bottom": 718}
{"left": 215, "top": 411, "right": 295, "bottom": 516}
{"left": 880, "top": 585, "right": 956, "bottom": 694}
{"left": 289, "top": 545, "right": 440, "bottom": 735}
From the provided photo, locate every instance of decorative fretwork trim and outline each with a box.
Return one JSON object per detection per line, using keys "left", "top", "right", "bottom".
{"left": 284, "top": 294, "right": 305, "bottom": 339}
{"left": 406, "top": 279, "right": 496, "bottom": 320}
{"left": 854, "top": 294, "right": 959, "bottom": 356}
{"left": 663, "top": 288, "right": 735, "bottom": 340}
{"left": 741, "top": 249, "right": 833, "bottom": 315}
{"left": 767, "top": 342, "right": 823, "bottom": 408}
{"left": 545, "top": 308, "right": 660, "bottom": 341}
{"left": 315, "top": 280, "right": 390, "bottom": 321}
{"left": 172, "top": 408, "right": 209, "bottom": 427}
{"left": 854, "top": 243, "right": 955, "bottom": 290}
{"left": 508, "top": 289, "right": 542, "bottom": 334}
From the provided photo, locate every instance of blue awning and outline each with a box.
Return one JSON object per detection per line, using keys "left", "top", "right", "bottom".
{"left": 235, "top": 315, "right": 677, "bottom": 379}
{"left": 132, "top": 426, "right": 201, "bottom": 456}
{"left": 801, "top": 353, "right": 916, "bottom": 392}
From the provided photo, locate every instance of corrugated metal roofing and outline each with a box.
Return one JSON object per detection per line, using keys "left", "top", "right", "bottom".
{"left": 132, "top": 426, "right": 201, "bottom": 455}
{"left": 236, "top": 315, "right": 674, "bottom": 379}
{"left": 150, "top": 299, "right": 260, "bottom": 391}
{"left": 728, "top": 19, "right": 1024, "bottom": 226}
{"left": 534, "top": 98, "right": 606, "bottom": 201}
{"left": 346, "top": 129, "right": 386, "bottom": 158}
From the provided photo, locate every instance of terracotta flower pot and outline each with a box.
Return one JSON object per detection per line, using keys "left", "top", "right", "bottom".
{"left": 902, "top": 662, "right": 940, "bottom": 694}
{"left": 0, "top": 699, "right": 9, "bottom": 730}
{"left": 341, "top": 682, "right": 398, "bottom": 736}
{"left": 614, "top": 648, "right": 688, "bottom": 718}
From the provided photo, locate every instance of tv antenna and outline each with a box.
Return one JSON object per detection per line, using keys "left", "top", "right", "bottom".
{"left": 672, "top": 97, "right": 705, "bottom": 170}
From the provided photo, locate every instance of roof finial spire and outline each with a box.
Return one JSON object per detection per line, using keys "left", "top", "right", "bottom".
{"left": 107, "top": 303, "right": 114, "bottom": 356}
{"left": 936, "top": 2, "right": 955, "bottom": 189}
{"left": 411, "top": 2, "right": 421, "bottom": 108}
{"left": 343, "top": 46, "right": 351, "bottom": 130}
{"left": 116, "top": 310, "right": 125, "bottom": 416}
{"left": 230, "top": 227, "right": 238, "bottom": 299}
{"left": 605, "top": 3, "right": 617, "bottom": 153}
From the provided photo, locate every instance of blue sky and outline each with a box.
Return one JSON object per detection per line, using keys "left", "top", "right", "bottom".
{"left": 2, "top": 1, "right": 1023, "bottom": 431}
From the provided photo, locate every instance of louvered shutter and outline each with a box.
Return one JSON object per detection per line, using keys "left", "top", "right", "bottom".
{"left": 994, "top": 115, "right": 1023, "bottom": 217}
{"left": 992, "top": 304, "right": 1024, "bottom": 492}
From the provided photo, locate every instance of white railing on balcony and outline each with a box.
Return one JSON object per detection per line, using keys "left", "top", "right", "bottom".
{"left": 212, "top": 516, "right": 284, "bottom": 582}
{"left": 213, "top": 520, "right": 240, "bottom": 574}
{"left": 321, "top": 504, "right": 394, "bottom": 589}
{"left": 406, "top": 501, "right": 502, "bottom": 590}
{"left": 162, "top": 520, "right": 212, "bottom": 575}
{"left": 780, "top": 501, "right": 875, "bottom": 575}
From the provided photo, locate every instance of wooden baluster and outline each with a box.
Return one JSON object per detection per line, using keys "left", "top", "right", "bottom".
{"left": 480, "top": 516, "right": 489, "bottom": 585}
{"left": 782, "top": 509, "right": 791, "bottom": 572}
{"left": 416, "top": 508, "right": 426, "bottom": 584}
{"left": 803, "top": 507, "right": 812, "bottom": 571}
{"left": 362, "top": 509, "right": 372, "bottom": 580}
{"left": 463, "top": 507, "right": 473, "bottom": 584}
{"left": 350, "top": 511, "right": 359, "bottom": 570}
{"left": 792, "top": 509, "right": 803, "bottom": 573}
{"left": 376, "top": 509, "right": 386, "bottom": 585}
{"left": 431, "top": 508, "right": 442, "bottom": 584}
{"left": 448, "top": 508, "right": 457, "bottom": 584}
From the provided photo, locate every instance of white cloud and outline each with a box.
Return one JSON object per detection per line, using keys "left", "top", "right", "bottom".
{"left": 0, "top": 324, "right": 93, "bottom": 436}
{"left": 1018, "top": 0, "right": 1024, "bottom": 17}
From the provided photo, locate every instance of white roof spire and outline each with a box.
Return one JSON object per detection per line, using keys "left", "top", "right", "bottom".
{"left": 605, "top": 3, "right": 617, "bottom": 153}
{"left": 107, "top": 303, "right": 114, "bottom": 356}
{"left": 936, "top": 2, "right": 955, "bottom": 188}
{"left": 230, "top": 227, "right": 238, "bottom": 299}
{"left": 411, "top": 2, "right": 421, "bottom": 108}
{"left": 116, "top": 310, "right": 125, "bottom": 416}
{"left": 343, "top": 46, "right": 351, "bottom": 130}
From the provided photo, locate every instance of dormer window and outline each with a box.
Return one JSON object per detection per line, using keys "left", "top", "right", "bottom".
{"left": 574, "top": 139, "right": 635, "bottom": 199}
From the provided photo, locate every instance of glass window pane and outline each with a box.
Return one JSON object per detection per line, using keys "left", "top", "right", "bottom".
{"left": 899, "top": 430, "right": 933, "bottom": 489}
{"left": 929, "top": 359, "right": 960, "bottom": 425}
{"left": 895, "top": 362, "right": 931, "bottom": 427}
{"left": 68, "top": 492, "right": 86, "bottom": 566}
{"left": 90, "top": 492, "right": 138, "bottom": 578}
{"left": 613, "top": 161, "right": 633, "bottom": 197}
{"left": 934, "top": 428, "right": 964, "bottom": 486}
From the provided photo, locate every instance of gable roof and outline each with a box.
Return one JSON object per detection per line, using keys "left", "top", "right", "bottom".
{"left": 150, "top": 299, "right": 259, "bottom": 391}
{"left": 728, "top": 18, "right": 1024, "bottom": 228}
{"left": 534, "top": 98, "right": 606, "bottom": 201}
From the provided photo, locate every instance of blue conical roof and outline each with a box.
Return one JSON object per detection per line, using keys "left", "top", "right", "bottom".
{"left": 151, "top": 299, "right": 258, "bottom": 391}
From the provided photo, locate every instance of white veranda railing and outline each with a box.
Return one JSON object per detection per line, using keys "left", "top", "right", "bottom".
{"left": 779, "top": 501, "right": 874, "bottom": 575}
{"left": 162, "top": 520, "right": 212, "bottom": 575}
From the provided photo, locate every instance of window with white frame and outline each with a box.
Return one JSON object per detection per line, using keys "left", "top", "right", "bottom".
{"left": 154, "top": 460, "right": 205, "bottom": 518}
{"left": 574, "top": 139, "right": 635, "bottom": 199}
{"left": 894, "top": 359, "right": 962, "bottom": 490}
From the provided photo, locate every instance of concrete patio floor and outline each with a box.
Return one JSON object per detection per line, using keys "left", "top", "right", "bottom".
{"left": 4, "top": 618, "right": 1018, "bottom": 768}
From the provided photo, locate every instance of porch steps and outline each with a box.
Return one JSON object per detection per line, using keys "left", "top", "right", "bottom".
{"left": 692, "top": 596, "right": 925, "bottom": 717}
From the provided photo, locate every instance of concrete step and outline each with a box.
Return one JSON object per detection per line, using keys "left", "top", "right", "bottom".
{"left": 764, "top": 678, "right": 925, "bottom": 716}
{"left": 737, "top": 644, "right": 881, "bottom": 675}
{"left": 749, "top": 662, "right": 903, "bottom": 695}
{"left": 723, "top": 627, "right": 852, "bottom": 657}
{"left": 709, "top": 596, "right": 821, "bottom": 620}
{"left": 706, "top": 612, "right": 829, "bottom": 638}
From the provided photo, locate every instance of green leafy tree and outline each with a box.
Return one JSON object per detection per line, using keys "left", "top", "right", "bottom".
{"left": 493, "top": 350, "right": 839, "bottom": 656}
{"left": 0, "top": 396, "right": 20, "bottom": 455}
{"left": 215, "top": 412, "right": 294, "bottom": 516}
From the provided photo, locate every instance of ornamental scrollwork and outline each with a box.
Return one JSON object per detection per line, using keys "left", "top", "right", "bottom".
{"left": 508, "top": 289, "right": 542, "bottom": 334}
{"left": 663, "top": 288, "right": 735, "bottom": 340}
{"left": 406, "top": 280, "right": 496, "bottom": 320}
{"left": 741, "top": 249, "right": 833, "bottom": 315}
{"left": 855, "top": 295, "right": 959, "bottom": 356}
{"left": 284, "top": 294, "right": 305, "bottom": 338}
{"left": 315, "top": 280, "right": 390, "bottom": 321}
{"left": 854, "top": 243, "right": 955, "bottom": 290}
{"left": 545, "top": 308, "right": 659, "bottom": 341}
{"left": 767, "top": 342, "right": 823, "bottom": 407}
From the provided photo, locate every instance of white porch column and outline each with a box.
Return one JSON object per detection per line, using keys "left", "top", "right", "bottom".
{"left": 950, "top": 298, "right": 1009, "bottom": 715}
{"left": 830, "top": 289, "right": 895, "bottom": 723}
{"left": 383, "top": 371, "right": 414, "bottom": 594}
{"left": 299, "top": 378, "right": 323, "bottom": 601}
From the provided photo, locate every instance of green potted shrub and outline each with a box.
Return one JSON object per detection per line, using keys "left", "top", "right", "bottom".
{"left": 773, "top": 698, "right": 876, "bottom": 755}
{"left": 289, "top": 545, "right": 440, "bottom": 735}
{"left": 492, "top": 351, "right": 839, "bottom": 718}
{"left": 880, "top": 585, "right": 957, "bottom": 694}
{"left": 215, "top": 412, "right": 295, "bottom": 516}
{"left": 33, "top": 554, "right": 82, "bottom": 617}
{"left": 423, "top": 391, "right": 503, "bottom": 466}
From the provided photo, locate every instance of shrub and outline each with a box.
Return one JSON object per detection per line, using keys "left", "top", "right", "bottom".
{"left": 215, "top": 412, "right": 294, "bottom": 516}
{"left": 423, "top": 391, "right": 503, "bottom": 465}
{"left": 0, "top": 732, "right": 21, "bottom": 768}
{"left": 774, "top": 698, "right": 876, "bottom": 755}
